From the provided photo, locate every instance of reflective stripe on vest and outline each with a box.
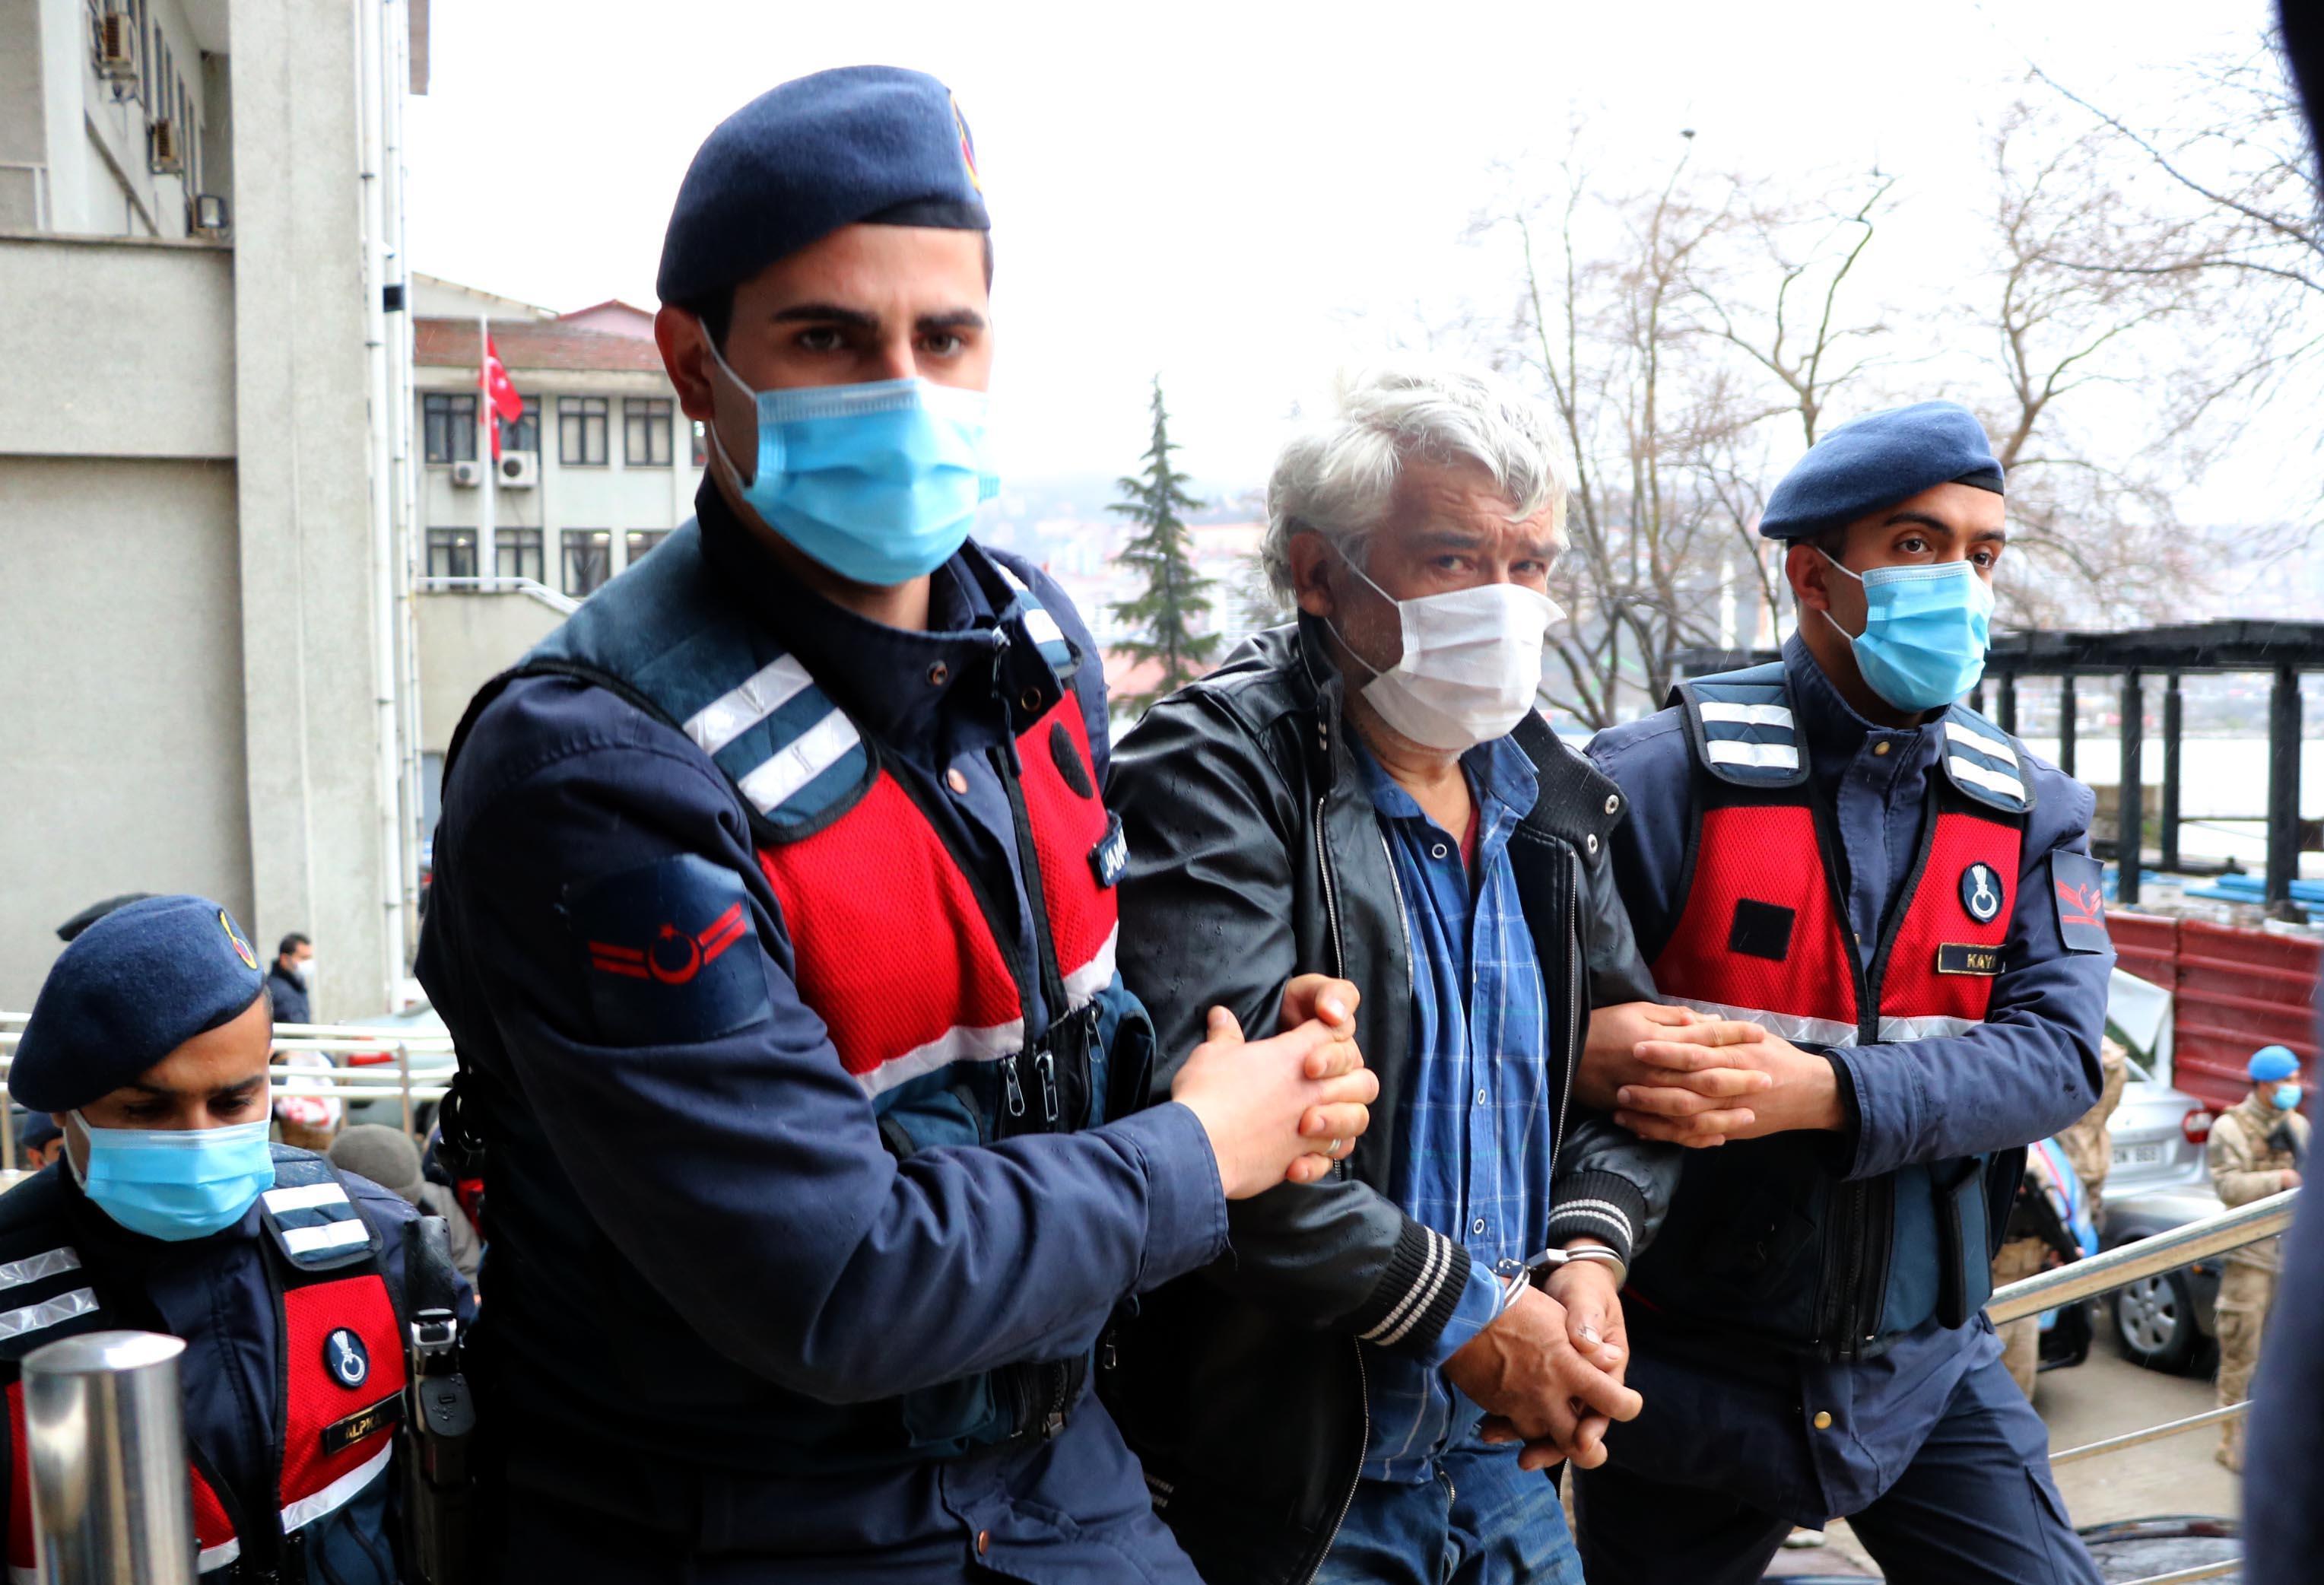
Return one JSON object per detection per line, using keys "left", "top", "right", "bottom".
{"left": 5, "top": 1272, "right": 406, "bottom": 1579}
{"left": 1654, "top": 672, "right": 2026, "bottom": 1046}
{"left": 757, "top": 693, "right": 1119, "bottom": 1096}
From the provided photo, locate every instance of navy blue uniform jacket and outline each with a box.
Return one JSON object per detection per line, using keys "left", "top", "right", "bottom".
{"left": 1586, "top": 637, "right": 2111, "bottom": 1523}
{"left": 414, "top": 491, "right": 1227, "bottom": 1566}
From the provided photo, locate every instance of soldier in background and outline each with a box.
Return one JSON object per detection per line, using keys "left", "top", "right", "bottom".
{"left": 2207, "top": 1045, "right": 2307, "bottom": 1472}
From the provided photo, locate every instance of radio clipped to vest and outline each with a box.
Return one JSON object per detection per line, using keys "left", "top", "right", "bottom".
{"left": 398, "top": 1216, "right": 475, "bottom": 1585}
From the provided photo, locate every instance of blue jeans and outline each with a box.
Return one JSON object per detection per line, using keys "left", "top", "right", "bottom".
{"left": 1315, "top": 1437, "right": 1584, "bottom": 1585}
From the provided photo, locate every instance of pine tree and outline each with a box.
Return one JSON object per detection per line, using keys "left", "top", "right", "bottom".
{"left": 1106, "top": 378, "right": 1218, "bottom": 716}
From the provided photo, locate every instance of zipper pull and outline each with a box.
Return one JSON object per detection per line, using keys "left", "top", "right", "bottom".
{"left": 1002, "top": 1055, "right": 1027, "bottom": 1120}
{"left": 1036, "top": 1049, "right": 1062, "bottom": 1126}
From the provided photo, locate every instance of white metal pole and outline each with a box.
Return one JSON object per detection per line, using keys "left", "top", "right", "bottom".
{"left": 360, "top": 0, "right": 408, "bottom": 1014}
{"left": 24, "top": 1332, "right": 196, "bottom": 1584}
{"left": 383, "top": 0, "right": 424, "bottom": 940}
{"left": 478, "top": 315, "right": 497, "bottom": 586}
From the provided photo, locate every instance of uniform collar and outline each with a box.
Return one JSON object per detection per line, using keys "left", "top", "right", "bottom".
{"left": 694, "top": 481, "right": 1046, "bottom": 754}
{"left": 1783, "top": 633, "right": 1937, "bottom": 761}
{"left": 1350, "top": 729, "right": 1541, "bottom": 839}
{"left": 2232, "top": 1091, "right": 2287, "bottom": 1131}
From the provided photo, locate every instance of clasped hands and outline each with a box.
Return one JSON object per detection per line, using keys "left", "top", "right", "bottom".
{"left": 1579, "top": 1001, "right": 1846, "bottom": 1148}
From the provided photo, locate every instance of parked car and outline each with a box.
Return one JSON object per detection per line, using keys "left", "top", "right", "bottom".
{"left": 2096, "top": 967, "right": 2224, "bottom": 1374}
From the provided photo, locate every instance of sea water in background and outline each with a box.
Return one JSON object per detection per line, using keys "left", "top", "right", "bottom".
{"left": 2015, "top": 735, "right": 2324, "bottom": 878}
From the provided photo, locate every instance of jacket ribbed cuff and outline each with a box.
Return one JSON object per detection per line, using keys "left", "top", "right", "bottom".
{"left": 1346, "top": 1217, "right": 1468, "bottom": 1355}
{"left": 1544, "top": 1170, "right": 1648, "bottom": 1270}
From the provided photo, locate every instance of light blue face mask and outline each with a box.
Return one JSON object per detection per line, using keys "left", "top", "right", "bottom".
{"left": 2275, "top": 1083, "right": 2303, "bottom": 1112}
{"left": 1818, "top": 552, "right": 1995, "bottom": 713}
{"left": 705, "top": 342, "right": 999, "bottom": 587}
{"left": 69, "top": 1110, "right": 275, "bottom": 1241}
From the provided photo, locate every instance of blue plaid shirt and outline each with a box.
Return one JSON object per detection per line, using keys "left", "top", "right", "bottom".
{"left": 1353, "top": 733, "right": 1560, "bottom": 1484}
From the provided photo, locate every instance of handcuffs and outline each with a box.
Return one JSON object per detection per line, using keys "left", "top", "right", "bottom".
{"left": 1494, "top": 1244, "right": 1627, "bottom": 1298}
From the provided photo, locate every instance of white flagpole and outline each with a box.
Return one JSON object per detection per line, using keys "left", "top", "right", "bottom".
{"left": 478, "top": 313, "right": 497, "bottom": 588}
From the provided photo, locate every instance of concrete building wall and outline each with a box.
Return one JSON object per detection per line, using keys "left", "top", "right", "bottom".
{"left": 413, "top": 590, "right": 563, "bottom": 757}
{"left": 0, "top": 233, "right": 235, "bottom": 456}
{"left": 0, "top": 0, "right": 401, "bottom": 1020}
{"left": 0, "top": 456, "right": 254, "bottom": 1006}
{"left": 225, "top": 0, "right": 389, "bottom": 1021}
{"left": 14, "top": 0, "right": 217, "bottom": 239}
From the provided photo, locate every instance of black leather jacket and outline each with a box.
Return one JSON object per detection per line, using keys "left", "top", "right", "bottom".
{"left": 1099, "top": 618, "right": 1679, "bottom": 1585}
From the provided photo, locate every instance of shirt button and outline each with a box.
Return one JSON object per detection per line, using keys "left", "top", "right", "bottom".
{"left": 976, "top": 1530, "right": 990, "bottom": 1557}
{"left": 1605, "top": 794, "right": 1621, "bottom": 815}
{"left": 1431, "top": 843, "right": 1449, "bottom": 860}
{"left": 1813, "top": 1411, "right": 1833, "bottom": 1430}
{"left": 1472, "top": 1217, "right": 1487, "bottom": 1235}
{"left": 946, "top": 768, "right": 970, "bottom": 796}
{"left": 1475, "top": 1088, "right": 1488, "bottom": 1106}
{"left": 1585, "top": 833, "right": 1599, "bottom": 856}
{"left": 927, "top": 662, "right": 949, "bottom": 688}
{"left": 1873, "top": 742, "right": 1891, "bottom": 757}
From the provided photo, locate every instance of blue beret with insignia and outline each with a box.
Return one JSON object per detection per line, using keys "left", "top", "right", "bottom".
{"left": 2249, "top": 1045, "right": 2301, "bottom": 1083}
{"left": 13, "top": 895, "right": 268, "bottom": 1113}
{"left": 1759, "top": 401, "right": 2005, "bottom": 541}
{"left": 658, "top": 65, "right": 989, "bottom": 307}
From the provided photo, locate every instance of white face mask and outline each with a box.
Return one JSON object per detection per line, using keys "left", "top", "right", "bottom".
{"left": 296, "top": 958, "right": 316, "bottom": 988}
{"left": 1335, "top": 560, "right": 1560, "bottom": 752}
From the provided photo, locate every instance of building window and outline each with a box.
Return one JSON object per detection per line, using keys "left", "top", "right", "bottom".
{"left": 691, "top": 420, "right": 706, "bottom": 468}
{"left": 564, "top": 529, "right": 614, "bottom": 597}
{"left": 425, "top": 529, "right": 476, "bottom": 580}
{"left": 423, "top": 394, "right": 477, "bottom": 464}
{"left": 497, "top": 529, "right": 544, "bottom": 585}
{"left": 560, "top": 397, "right": 608, "bottom": 466}
{"left": 624, "top": 399, "right": 673, "bottom": 467}
{"left": 624, "top": 529, "right": 670, "bottom": 568}
{"left": 499, "top": 395, "right": 541, "bottom": 457}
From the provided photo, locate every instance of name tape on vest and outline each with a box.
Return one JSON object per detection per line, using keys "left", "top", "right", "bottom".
{"left": 1936, "top": 943, "right": 2004, "bottom": 977}
{"left": 319, "top": 1393, "right": 404, "bottom": 1458}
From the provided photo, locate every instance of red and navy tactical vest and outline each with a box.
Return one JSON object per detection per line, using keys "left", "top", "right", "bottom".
{"left": 454, "top": 521, "right": 1141, "bottom": 1463}
{"left": 0, "top": 1150, "right": 408, "bottom": 1583}
{"left": 1626, "top": 662, "right": 2034, "bottom": 1360}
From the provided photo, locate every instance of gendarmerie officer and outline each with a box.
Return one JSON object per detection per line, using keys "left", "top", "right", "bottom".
{"left": 414, "top": 67, "right": 1376, "bottom": 1583}
{"left": 1572, "top": 403, "right": 2111, "bottom": 1583}
{"left": 0, "top": 895, "right": 471, "bottom": 1583}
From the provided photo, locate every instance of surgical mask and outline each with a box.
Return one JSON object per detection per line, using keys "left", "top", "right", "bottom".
{"left": 69, "top": 1110, "right": 275, "bottom": 1241}
{"left": 296, "top": 958, "right": 316, "bottom": 989}
{"left": 703, "top": 341, "right": 998, "bottom": 586}
{"left": 1335, "top": 560, "right": 1560, "bottom": 752}
{"left": 1818, "top": 551, "right": 1993, "bottom": 713}
{"left": 2275, "top": 1083, "right": 2303, "bottom": 1112}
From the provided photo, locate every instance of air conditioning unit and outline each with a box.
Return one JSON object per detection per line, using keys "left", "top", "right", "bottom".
{"left": 188, "top": 193, "right": 230, "bottom": 239}
{"left": 497, "top": 450, "right": 539, "bottom": 489}
{"left": 95, "top": 10, "right": 137, "bottom": 81}
{"left": 148, "top": 118, "right": 183, "bottom": 176}
{"left": 449, "top": 459, "right": 484, "bottom": 489}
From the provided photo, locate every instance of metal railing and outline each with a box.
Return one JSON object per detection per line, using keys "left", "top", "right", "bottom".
{"left": 416, "top": 573, "right": 580, "bottom": 615}
{"left": 1986, "top": 1186, "right": 2298, "bottom": 1585}
{"left": 0, "top": 1017, "right": 455, "bottom": 1169}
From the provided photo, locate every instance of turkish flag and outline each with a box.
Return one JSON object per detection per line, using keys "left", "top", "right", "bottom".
{"left": 481, "top": 335, "right": 522, "bottom": 459}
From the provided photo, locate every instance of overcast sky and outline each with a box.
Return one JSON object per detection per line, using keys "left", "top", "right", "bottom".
{"left": 404, "top": 0, "right": 2283, "bottom": 491}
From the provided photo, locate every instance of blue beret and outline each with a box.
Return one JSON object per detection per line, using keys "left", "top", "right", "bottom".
{"left": 13, "top": 896, "right": 268, "bottom": 1113}
{"left": 658, "top": 66, "right": 989, "bottom": 307}
{"left": 2249, "top": 1045, "right": 2301, "bottom": 1083}
{"left": 1759, "top": 401, "right": 2004, "bottom": 541}
{"left": 17, "top": 1113, "right": 60, "bottom": 1151}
